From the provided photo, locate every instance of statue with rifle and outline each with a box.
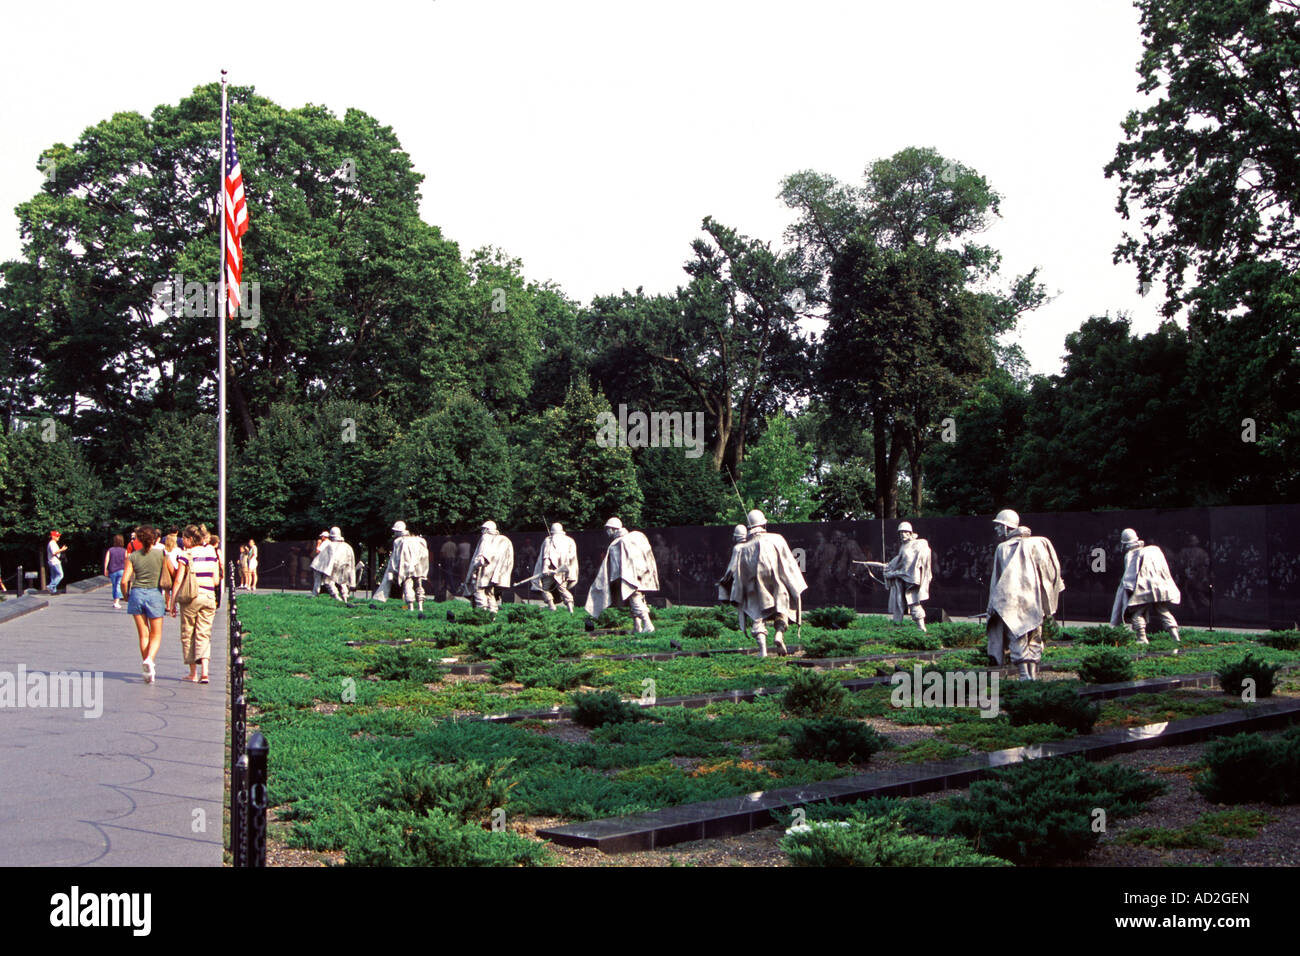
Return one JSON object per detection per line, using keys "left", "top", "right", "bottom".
{"left": 854, "top": 521, "right": 933, "bottom": 631}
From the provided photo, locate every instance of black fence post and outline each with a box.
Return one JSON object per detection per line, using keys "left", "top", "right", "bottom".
{"left": 231, "top": 753, "right": 248, "bottom": 867}
{"left": 246, "top": 732, "right": 269, "bottom": 867}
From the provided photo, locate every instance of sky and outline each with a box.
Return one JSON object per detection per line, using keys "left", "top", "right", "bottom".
{"left": 0, "top": 0, "right": 1163, "bottom": 374}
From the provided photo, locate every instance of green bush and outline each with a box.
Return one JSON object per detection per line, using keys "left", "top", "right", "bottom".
{"left": 931, "top": 622, "right": 985, "bottom": 648}
{"left": 1195, "top": 726, "right": 1300, "bottom": 805}
{"left": 891, "top": 629, "right": 943, "bottom": 651}
{"left": 804, "top": 606, "right": 857, "bottom": 630}
{"left": 781, "top": 815, "right": 1008, "bottom": 867}
{"left": 449, "top": 606, "right": 496, "bottom": 627}
{"left": 372, "top": 758, "right": 517, "bottom": 823}
{"left": 711, "top": 605, "right": 741, "bottom": 630}
{"left": 596, "top": 608, "right": 633, "bottom": 629}
{"left": 569, "top": 689, "right": 648, "bottom": 728}
{"left": 1075, "top": 647, "right": 1136, "bottom": 684}
{"left": 789, "top": 717, "right": 887, "bottom": 764}
{"left": 492, "top": 654, "right": 598, "bottom": 690}
{"left": 1001, "top": 681, "right": 1100, "bottom": 734}
{"left": 782, "top": 669, "right": 849, "bottom": 717}
{"left": 680, "top": 617, "right": 722, "bottom": 640}
{"left": 1216, "top": 653, "right": 1280, "bottom": 698}
{"left": 1042, "top": 614, "right": 1062, "bottom": 642}
{"left": 502, "top": 604, "right": 543, "bottom": 623}
{"left": 1071, "top": 624, "right": 1133, "bottom": 647}
{"left": 800, "top": 631, "right": 863, "bottom": 659}
{"left": 342, "top": 807, "right": 551, "bottom": 867}
{"left": 1258, "top": 630, "right": 1300, "bottom": 651}
{"left": 947, "top": 757, "right": 1166, "bottom": 864}
{"left": 364, "top": 644, "right": 445, "bottom": 682}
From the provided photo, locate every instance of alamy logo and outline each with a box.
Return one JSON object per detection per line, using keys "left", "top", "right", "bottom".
{"left": 890, "top": 665, "right": 1000, "bottom": 718}
{"left": 0, "top": 666, "right": 103, "bottom": 718}
{"left": 152, "top": 274, "right": 260, "bottom": 321}
{"left": 50, "top": 886, "right": 151, "bottom": 936}
{"left": 595, "top": 404, "right": 705, "bottom": 459}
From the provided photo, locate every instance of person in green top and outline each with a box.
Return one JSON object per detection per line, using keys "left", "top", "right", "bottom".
{"left": 122, "top": 525, "right": 167, "bottom": 683}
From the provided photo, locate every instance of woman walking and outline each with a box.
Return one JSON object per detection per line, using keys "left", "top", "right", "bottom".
{"left": 103, "top": 535, "right": 128, "bottom": 609}
{"left": 120, "top": 525, "right": 168, "bottom": 682}
{"left": 172, "top": 525, "right": 221, "bottom": 683}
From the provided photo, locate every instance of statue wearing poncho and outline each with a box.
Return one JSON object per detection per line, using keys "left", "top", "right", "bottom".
{"left": 533, "top": 524, "right": 579, "bottom": 613}
{"left": 373, "top": 522, "right": 429, "bottom": 611}
{"left": 866, "top": 522, "right": 932, "bottom": 631}
{"left": 316, "top": 527, "right": 357, "bottom": 602}
{"left": 585, "top": 519, "right": 659, "bottom": 633}
{"left": 1109, "top": 530, "right": 1181, "bottom": 643}
{"left": 986, "top": 511, "right": 1064, "bottom": 680}
{"left": 722, "top": 511, "right": 807, "bottom": 657}
{"left": 465, "top": 522, "right": 513, "bottom": 614}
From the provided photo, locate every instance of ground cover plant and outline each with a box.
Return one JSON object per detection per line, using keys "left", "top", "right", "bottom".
{"left": 237, "top": 595, "right": 1291, "bottom": 865}
{"left": 1075, "top": 646, "right": 1136, "bottom": 684}
{"left": 1194, "top": 726, "right": 1300, "bottom": 805}
{"left": 1113, "top": 809, "right": 1273, "bottom": 853}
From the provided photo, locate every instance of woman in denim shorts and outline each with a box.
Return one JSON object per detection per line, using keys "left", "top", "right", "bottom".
{"left": 121, "top": 525, "right": 167, "bottom": 683}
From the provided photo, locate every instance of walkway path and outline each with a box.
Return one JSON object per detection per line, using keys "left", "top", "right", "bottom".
{"left": 0, "top": 580, "right": 227, "bottom": 866}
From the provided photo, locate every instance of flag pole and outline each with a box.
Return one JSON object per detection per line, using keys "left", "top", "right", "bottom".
{"left": 218, "top": 71, "right": 229, "bottom": 572}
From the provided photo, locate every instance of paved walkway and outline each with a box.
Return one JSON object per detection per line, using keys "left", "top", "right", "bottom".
{"left": 0, "top": 580, "right": 227, "bottom": 866}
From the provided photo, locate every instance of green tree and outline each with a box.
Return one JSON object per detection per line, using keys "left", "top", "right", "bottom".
{"left": 1014, "top": 316, "right": 1208, "bottom": 510}
{"left": 510, "top": 378, "right": 642, "bottom": 530}
{"left": 924, "top": 369, "right": 1032, "bottom": 515}
{"left": 5, "top": 82, "right": 478, "bottom": 459}
{"left": 724, "top": 412, "right": 816, "bottom": 524}
{"left": 307, "top": 401, "right": 399, "bottom": 545}
{"left": 787, "top": 148, "right": 1044, "bottom": 517}
{"left": 109, "top": 411, "right": 218, "bottom": 533}
{"left": 636, "top": 447, "right": 729, "bottom": 527}
{"left": 1106, "top": 0, "right": 1300, "bottom": 502}
{"left": 229, "top": 404, "right": 325, "bottom": 538}
{"left": 383, "top": 395, "right": 512, "bottom": 534}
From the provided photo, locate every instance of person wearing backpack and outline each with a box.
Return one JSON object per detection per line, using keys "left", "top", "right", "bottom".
{"left": 172, "top": 525, "right": 220, "bottom": 684}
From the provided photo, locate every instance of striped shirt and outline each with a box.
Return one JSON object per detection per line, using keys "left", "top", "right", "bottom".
{"left": 179, "top": 545, "right": 220, "bottom": 593}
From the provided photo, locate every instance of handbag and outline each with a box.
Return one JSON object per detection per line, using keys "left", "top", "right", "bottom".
{"left": 159, "top": 554, "right": 174, "bottom": 590}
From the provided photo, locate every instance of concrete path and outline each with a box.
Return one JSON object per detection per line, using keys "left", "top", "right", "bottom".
{"left": 0, "top": 580, "right": 227, "bottom": 866}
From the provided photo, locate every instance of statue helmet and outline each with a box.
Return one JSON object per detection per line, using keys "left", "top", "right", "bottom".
{"left": 391, "top": 521, "right": 406, "bottom": 534}
{"left": 480, "top": 520, "right": 498, "bottom": 534}
{"left": 897, "top": 521, "right": 914, "bottom": 534}
{"left": 1120, "top": 528, "right": 1140, "bottom": 548}
{"left": 329, "top": 526, "right": 343, "bottom": 541}
{"left": 993, "top": 509, "right": 1020, "bottom": 530}
{"left": 746, "top": 509, "right": 767, "bottom": 530}
{"left": 604, "top": 517, "right": 624, "bottom": 531}
{"left": 550, "top": 522, "right": 564, "bottom": 535}
{"left": 732, "top": 524, "right": 748, "bottom": 542}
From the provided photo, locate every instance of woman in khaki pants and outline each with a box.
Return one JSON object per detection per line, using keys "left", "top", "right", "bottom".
{"left": 172, "top": 525, "right": 222, "bottom": 683}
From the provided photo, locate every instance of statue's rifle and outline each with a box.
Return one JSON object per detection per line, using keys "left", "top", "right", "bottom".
{"left": 852, "top": 559, "right": 890, "bottom": 590}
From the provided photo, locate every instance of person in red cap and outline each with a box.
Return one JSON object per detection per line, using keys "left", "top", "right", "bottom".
{"left": 46, "top": 531, "right": 68, "bottom": 594}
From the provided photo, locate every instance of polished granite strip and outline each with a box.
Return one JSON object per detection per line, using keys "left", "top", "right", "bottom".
{"left": 536, "top": 698, "right": 1300, "bottom": 851}
{"left": 0, "top": 594, "right": 50, "bottom": 625}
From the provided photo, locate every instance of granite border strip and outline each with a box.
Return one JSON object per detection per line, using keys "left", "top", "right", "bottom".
{"left": 0, "top": 594, "right": 51, "bottom": 625}
{"left": 536, "top": 698, "right": 1300, "bottom": 852}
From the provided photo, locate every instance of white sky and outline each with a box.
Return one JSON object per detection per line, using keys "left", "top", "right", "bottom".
{"left": 0, "top": 0, "right": 1162, "bottom": 374}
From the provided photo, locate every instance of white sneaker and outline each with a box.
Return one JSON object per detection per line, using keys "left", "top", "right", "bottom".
{"left": 142, "top": 660, "right": 150, "bottom": 680}
{"left": 113, "top": 600, "right": 121, "bottom": 609}
{"left": 145, "top": 660, "right": 156, "bottom": 683}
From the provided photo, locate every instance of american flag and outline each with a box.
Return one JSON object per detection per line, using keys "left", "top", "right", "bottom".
{"left": 223, "top": 113, "right": 249, "bottom": 312}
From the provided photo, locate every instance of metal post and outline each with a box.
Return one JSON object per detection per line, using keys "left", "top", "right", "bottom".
{"left": 14, "top": 566, "right": 21, "bottom": 595}
{"left": 246, "top": 732, "right": 269, "bottom": 867}
{"left": 231, "top": 753, "right": 247, "bottom": 867}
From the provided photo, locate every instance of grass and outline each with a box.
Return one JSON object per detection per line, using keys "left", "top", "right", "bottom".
{"left": 1114, "top": 810, "right": 1274, "bottom": 852}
